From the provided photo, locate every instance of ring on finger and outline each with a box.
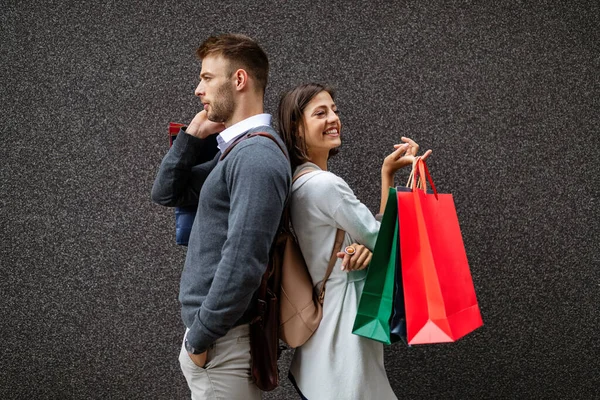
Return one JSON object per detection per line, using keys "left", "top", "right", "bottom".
{"left": 344, "top": 246, "right": 356, "bottom": 256}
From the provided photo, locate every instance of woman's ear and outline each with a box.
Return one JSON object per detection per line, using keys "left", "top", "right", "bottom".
{"left": 296, "top": 119, "right": 305, "bottom": 137}
{"left": 296, "top": 123, "right": 309, "bottom": 152}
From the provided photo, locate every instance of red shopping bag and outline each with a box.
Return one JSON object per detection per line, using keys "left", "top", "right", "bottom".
{"left": 397, "top": 159, "right": 482, "bottom": 345}
{"left": 168, "top": 122, "right": 185, "bottom": 147}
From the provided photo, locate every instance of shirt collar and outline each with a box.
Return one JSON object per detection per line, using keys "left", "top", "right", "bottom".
{"left": 216, "top": 114, "right": 272, "bottom": 153}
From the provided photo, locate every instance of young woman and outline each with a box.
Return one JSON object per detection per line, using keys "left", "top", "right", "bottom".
{"left": 278, "top": 83, "right": 431, "bottom": 400}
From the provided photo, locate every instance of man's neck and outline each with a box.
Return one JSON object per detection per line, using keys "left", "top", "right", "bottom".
{"left": 225, "top": 94, "right": 265, "bottom": 128}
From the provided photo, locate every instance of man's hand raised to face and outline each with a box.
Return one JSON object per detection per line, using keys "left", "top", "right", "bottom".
{"left": 186, "top": 110, "right": 226, "bottom": 139}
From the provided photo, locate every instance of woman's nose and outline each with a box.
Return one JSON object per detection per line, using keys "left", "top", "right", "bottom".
{"left": 328, "top": 110, "right": 339, "bottom": 123}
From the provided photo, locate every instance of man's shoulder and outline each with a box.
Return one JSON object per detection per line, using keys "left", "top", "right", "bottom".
{"left": 246, "top": 125, "right": 277, "bottom": 135}
{"left": 245, "top": 126, "right": 286, "bottom": 151}
{"left": 222, "top": 130, "right": 290, "bottom": 179}
{"left": 228, "top": 128, "right": 288, "bottom": 161}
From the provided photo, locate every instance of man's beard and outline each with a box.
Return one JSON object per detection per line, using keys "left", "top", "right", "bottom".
{"left": 207, "top": 82, "right": 235, "bottom": 123}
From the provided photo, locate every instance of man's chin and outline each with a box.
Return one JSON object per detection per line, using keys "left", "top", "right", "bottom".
{"left": 207, "top": 113, "right": 226, "bottom": 123}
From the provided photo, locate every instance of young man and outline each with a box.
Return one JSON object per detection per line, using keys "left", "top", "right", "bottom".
{"left": 151, "top": 34, "right": 291, "bottom": 399}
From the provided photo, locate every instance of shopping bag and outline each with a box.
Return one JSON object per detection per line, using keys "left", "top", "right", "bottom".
{"left": 389, "top": 239, "right": 408, "bottom": 344}
{"left": 168, "top": 122, "right": 185, "bottom": 146}
{"left": 398, "top": 158, "right": 483, "bottom": 344}
{"left": 389, "top": 187, "right": 409, "bottom": 345}
{"left": 390, "top": 182, "right": 434, "bottom": 345}
{"left": 352, "top": 187, "right": 398, "bottom": 345}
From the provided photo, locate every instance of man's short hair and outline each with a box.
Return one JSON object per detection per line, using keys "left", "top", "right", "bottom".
{"left": 197, "top": 34, "right": 269, "bottom": 94}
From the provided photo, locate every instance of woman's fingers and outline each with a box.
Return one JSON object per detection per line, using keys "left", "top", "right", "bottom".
{"left": 354, "top": 249, "right": 371, "bottom": 271}
{"left": 401, "top": 136, "right": 415, "bottom": 145}
{"left": 337, "top": 252, "right": 352, "bottom": 270}
{"left": 345, "top": 245, "right": 359, "bottom": 270}
{"left": 401, "top": 137, "right": 419, "bottom": 156}
{"left": 357, "top": 252, "right": 373, "bottom": 271}
{"left": 343, "top": 244, "right": 371, "bottom": 271}
{"left": 341, "top": 244, "right": 358, "bottom": 271}
{"left": 395, "top": 139, "right": 432, "bottom": 163}
{"left": 339, "top": 243, "right": 374, "bottom": 271}
{"left": 390, "top": 143, "right": 409, "bottom": 159}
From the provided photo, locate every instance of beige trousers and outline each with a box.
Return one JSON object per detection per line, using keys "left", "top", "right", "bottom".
{"left": 179, "top": 324, "right": 261, "bottom": 400}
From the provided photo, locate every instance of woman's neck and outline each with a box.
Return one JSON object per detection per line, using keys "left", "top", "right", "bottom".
{"left": 307, "top": 153, "right": 328, "bottom": 171}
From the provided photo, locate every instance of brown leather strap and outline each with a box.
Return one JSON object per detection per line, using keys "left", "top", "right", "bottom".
{"left": 292, "top": 167, "right": 345, "bottom": 304}
{"left": 292, "top": 167, "right": 317, "bottom": 184}
{"left": 220, "top": 132, "right": 288, "bottom": 161}
{"left": 318, "top": 228, "right": 345, "bottom": 304}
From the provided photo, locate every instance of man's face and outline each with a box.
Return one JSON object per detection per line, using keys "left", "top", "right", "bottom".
{"left": 194, "top": 55, "right": 236, "bottom": 123}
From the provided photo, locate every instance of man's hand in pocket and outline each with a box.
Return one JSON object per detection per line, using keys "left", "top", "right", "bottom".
{"left": 188, "top": 351, "right": 207, "bottom": 368}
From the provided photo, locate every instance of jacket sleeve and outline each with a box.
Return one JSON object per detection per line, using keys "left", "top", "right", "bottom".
{"left": 185, "top": 139, "right": 291, "bottom": 352}
{"left": 151, "top": 129, "right": 219, "bottom": 207}
{"left": 312, "top": 173, "right": 381, "bottom": 251}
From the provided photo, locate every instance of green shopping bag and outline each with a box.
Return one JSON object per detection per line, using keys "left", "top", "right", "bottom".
{"left": 352, "top": 187, "right": 398, "bottom": 344}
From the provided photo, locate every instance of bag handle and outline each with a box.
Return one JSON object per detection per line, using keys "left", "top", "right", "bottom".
{"left": 410, "top": 158, "right": 438, "bottom": 199}
{"left": 292, "top": 167, "right": 345, "bottom": 304}
{"left": 406, "top": 165, "right": 425, "bottom": 190}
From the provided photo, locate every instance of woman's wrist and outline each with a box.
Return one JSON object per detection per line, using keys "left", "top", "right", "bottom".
{"left": 381, "top": 168, "right": 394, "bottom": 182}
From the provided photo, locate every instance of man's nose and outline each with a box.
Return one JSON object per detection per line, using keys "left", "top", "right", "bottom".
{"left": 194, "top": 82, "right": 204, "bottom": 97}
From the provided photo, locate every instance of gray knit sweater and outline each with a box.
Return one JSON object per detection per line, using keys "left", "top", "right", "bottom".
{"left": 151, "top": 126, "right": 291, "bottom": 352}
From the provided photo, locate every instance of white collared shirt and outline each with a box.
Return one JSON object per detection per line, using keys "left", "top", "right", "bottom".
{"left": 216, "top": 113, "right": 272, "bottom": 154}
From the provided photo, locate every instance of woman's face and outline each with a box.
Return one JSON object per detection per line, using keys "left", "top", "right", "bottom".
{"left": 300, "top": 91, "right": 341, "bottom": 158}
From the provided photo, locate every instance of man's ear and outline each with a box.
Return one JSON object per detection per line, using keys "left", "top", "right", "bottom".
{"left": 233, "top": 69, "right": 248, "bottom": 91}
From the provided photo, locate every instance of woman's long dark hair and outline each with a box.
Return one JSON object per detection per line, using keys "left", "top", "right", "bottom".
{"left": 277, "top": 83, "right": 339, "bottom": 170}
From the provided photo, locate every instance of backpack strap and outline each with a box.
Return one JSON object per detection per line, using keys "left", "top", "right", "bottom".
{"left": 220, "top": 132, "right": 288, "bottom": 161}
{"left": 291, "top": 166, "right": 345, "bottom": 303}
{"left": 292, "top": 168, "right": 317, "bottom": 183}
{"left": 318, "top": 228, "right": 345, "bottom": 304}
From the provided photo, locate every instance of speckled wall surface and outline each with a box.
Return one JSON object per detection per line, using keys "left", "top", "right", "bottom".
{"left": 1, "top": 1, "right": 599, "bottom": 399}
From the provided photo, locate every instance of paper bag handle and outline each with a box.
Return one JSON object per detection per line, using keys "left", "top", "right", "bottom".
{"left": 410, "top": 158, "right": 438, "bottom": 199}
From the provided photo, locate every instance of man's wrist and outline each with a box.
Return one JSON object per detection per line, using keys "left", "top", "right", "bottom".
{"left": 184, "top": 337, "right": 204, "bottom": 354}
{"left": 184, "top": 125, "right": 208, "bottom": 139}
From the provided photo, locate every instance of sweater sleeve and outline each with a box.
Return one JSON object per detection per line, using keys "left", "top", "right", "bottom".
{"left": 151, "top": 129, "right": 219, "bottom": 207}
{"left": 185, "top": 139, "right": 291, "bottom": 352}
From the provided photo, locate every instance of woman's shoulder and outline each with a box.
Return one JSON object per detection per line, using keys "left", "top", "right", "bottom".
{"left": 294, "top": 167, "right": 348, "bottom": 191}
{"left": 293, "top": 170, "right": 354, "bottom": 206}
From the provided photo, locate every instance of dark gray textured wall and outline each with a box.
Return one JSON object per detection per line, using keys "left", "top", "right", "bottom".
{"left": 2, "top": 1, "right": 599, "bottom": 399}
